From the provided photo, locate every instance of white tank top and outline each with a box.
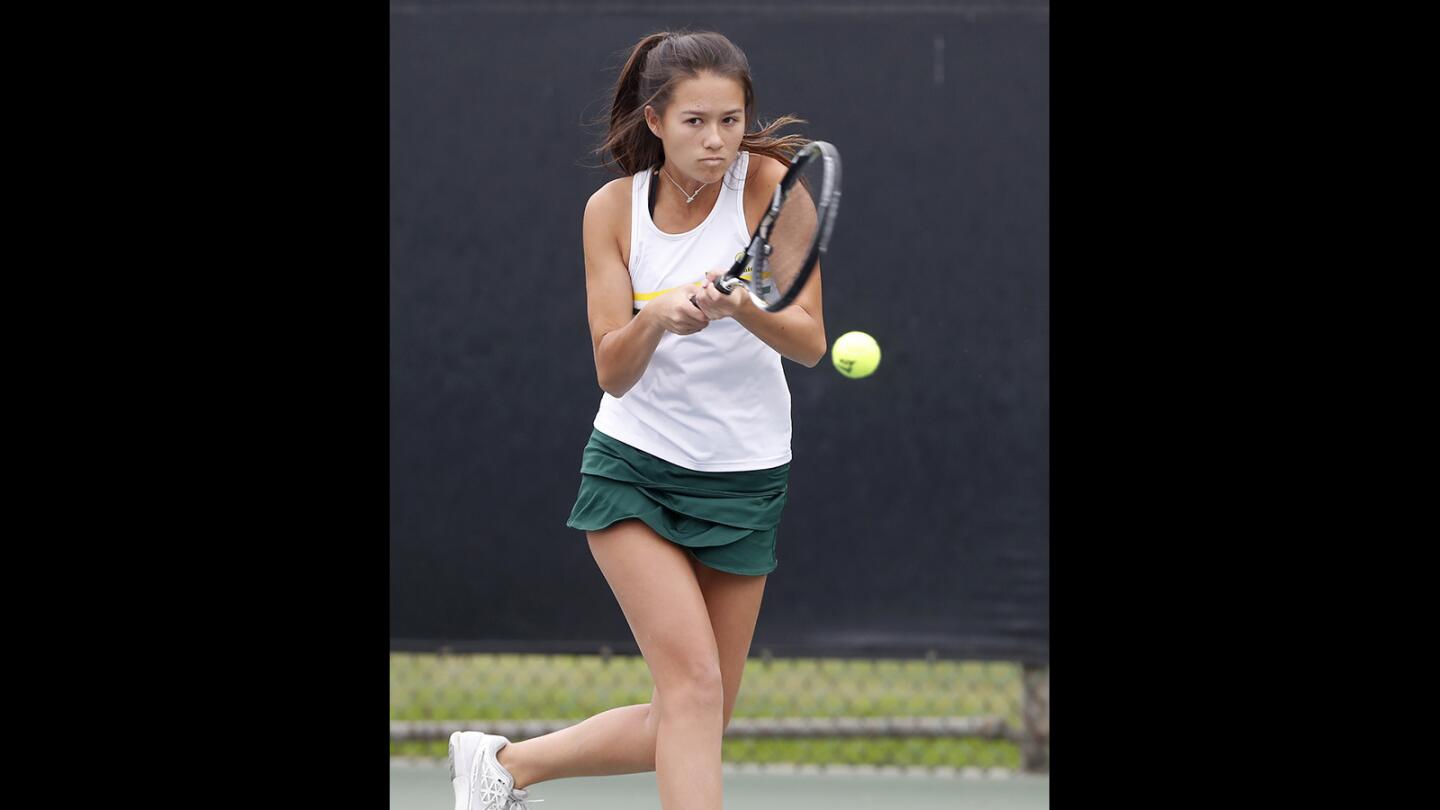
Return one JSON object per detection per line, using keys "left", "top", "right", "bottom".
{"left": 592, "top": 151, "right": 792, "bottom": 472}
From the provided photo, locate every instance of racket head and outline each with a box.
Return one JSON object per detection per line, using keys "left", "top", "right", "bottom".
{"left": 724, "top": 140, "right": 841, "bottom": 312}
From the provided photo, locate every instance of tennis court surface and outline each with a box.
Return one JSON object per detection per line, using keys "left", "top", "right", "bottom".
{"left": 392, "top": 759, "right": 1049, "bottom": 809}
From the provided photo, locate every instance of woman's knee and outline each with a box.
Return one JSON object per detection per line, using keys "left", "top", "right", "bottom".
{"left": 650, "top": 663, "right": 725, "bottom": 716}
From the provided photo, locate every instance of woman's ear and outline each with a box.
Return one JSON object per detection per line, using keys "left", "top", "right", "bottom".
{"left": 643, "top": 105, "right": 662, "bottom": 139}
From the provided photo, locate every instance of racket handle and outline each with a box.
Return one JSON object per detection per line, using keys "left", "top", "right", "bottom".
{"left": 692, "top": 273, "right": 737, "bottom": 309}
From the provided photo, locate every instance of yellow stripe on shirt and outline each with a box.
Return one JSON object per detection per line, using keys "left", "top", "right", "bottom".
{"left": 632, "top": 271, "right": 771, "bottom": 303}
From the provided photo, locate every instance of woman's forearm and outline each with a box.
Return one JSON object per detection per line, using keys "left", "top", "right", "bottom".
{"left": 732, "top": 296, "right": 826, "bottom": 367}
{"left": 594, "top": 306, "right": 667, "bottom": 397}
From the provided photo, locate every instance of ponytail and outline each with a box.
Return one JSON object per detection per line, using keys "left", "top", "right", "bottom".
{"left": 595, "top": 32, "right": 669, "bottom": 176}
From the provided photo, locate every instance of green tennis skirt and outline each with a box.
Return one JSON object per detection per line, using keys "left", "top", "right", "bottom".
{"left": 566, "top": 429, "right": 789, "bottom": 576}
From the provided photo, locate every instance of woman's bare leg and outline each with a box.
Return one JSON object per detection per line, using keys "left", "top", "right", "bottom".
{"left": 498, "top": 520, "right": 723, "bottom": 809}
{"left": 688, "top": 553, "right": 768, "bottom": 731}
{"left": 495, "top": 701, "right": 657, "bottom": 789}
{"left": 497, "top": 524, "right": 770, "bottom": 807}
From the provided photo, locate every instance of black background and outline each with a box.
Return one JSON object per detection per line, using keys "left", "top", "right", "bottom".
{"left": 390, "top": 1, "right": 1049, "bottom": 661}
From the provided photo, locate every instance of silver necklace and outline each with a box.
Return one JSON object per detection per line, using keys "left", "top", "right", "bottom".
{"left": 661, "top": 167, "right": 710, "bottom": 204}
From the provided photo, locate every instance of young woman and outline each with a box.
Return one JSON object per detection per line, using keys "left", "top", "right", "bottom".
{"left": 450, "top": 30, "right": 826, "bottom": 810}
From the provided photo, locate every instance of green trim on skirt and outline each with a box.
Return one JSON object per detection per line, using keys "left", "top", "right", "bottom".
{"left": 566, "top": 429, "right": 789, "bottom": 576}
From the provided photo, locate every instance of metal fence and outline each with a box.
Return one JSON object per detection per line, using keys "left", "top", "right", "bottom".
{"left": 391, "top": 650, "right": 1048, "bottom": 774}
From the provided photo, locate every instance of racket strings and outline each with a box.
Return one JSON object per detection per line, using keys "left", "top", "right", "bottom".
{"left": 727, "top": 141, "right": 839, "bottom": 312}
{"left": 756, "top": 163, "right": 823, "bottom": 305}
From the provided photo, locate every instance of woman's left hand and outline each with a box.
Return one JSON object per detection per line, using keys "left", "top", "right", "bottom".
{"left": 690, "top": 270, "right": 749, "bottom": 321}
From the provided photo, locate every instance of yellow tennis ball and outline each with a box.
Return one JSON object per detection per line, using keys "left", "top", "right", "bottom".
{"left": 831, "top": 331, "right": 881, "bottom": 379}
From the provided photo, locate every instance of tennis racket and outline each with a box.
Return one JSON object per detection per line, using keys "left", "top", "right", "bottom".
{"left": 712, "top": 140, "right": 841, "bottom": 313}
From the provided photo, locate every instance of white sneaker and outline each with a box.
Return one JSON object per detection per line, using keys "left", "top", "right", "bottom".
{"left": 448, "top": 731, "right": 543, "bottom": 810}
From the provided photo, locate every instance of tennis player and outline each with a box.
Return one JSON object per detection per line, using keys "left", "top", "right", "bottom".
{"left": 449, "top": 29, "right": 827, "bottom": 810}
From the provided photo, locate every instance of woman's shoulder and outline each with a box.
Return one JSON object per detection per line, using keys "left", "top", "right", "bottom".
{"left": 744, "top": 152, "right": 789, "bottom": 182}
{"left": 585, "top": 174, "right": 639, "bottom": 264}
{"left": 743, "top": 152, "right": 788, "bottom": 201}
{"left": 584, "top": 175, "right": 636, "bottom": 235}
{"left": 587, "top": 174, "right": 635, "bottom": 216}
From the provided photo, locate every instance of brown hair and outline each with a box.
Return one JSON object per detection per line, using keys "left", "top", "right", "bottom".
{"left": 591, "top": 30, "right": 809, "bottom": 178}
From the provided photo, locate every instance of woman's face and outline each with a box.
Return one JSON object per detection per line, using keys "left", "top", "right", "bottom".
{"left": 645, "top": 72, "right": 746, "bottom": 184}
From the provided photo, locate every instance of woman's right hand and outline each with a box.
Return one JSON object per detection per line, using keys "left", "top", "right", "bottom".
{"left": 646, "top": 286, "right": 711, "bottom": 336}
